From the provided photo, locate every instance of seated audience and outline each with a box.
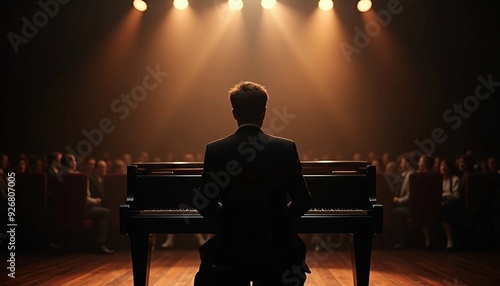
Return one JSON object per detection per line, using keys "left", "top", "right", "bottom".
{"left": 62, "top": 154, "right": 114, "bottom": 254}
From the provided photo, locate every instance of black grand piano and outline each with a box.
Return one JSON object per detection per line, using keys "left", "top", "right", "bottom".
{"left": 120, "top": 161, "right": 382, "bottom": 286}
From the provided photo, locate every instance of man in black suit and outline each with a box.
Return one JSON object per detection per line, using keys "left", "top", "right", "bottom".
{"left": 89, "top": 160, "right": 107, "bottom": 203}
{"left": 194, "top": 81, "right": 312, "bottom": 286}
{"left": 45, "top": 151, "right": 62, "bottom": 177}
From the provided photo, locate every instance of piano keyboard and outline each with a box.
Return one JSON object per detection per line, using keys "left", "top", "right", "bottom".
{"left": 306, "top": 208, "right": 368, "bottom": 215}
{"left": 140, "top": 208, "right": 198, "bottom": 215}
{"left": 139, "top": 208, "right": 368, "bottom": 215}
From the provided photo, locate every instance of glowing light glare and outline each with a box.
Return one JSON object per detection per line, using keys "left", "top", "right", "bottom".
{"left": 228, "top": 0, "right": 243, "bottom": 11}
{"left": 173, "top": 0, "right": 189, "bottom": 10}
{"left": 318, "top": 0, "right": 333, "bottom": 11}
{"left": 261, "top": 0, "right": 276, "bottom": 10}
{"left": 357, "top": 0, "right": 372, "bottom": 12}
{"left": 133, "top": 0, "right": 147, "bottom": 11}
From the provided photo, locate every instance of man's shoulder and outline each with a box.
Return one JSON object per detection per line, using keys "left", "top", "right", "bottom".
{"left": 207, "top": 131, "right": 295, "bottom": 148}
{"left": 89, "top": 173, "right": 100, "bottom": 184}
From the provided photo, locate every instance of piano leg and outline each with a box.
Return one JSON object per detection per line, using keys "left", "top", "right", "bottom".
{"left": 350, "top": 232, "right": 373, "bottom": 286}
{"left": 129, "top": 233, "right": 153, "bottom": 286}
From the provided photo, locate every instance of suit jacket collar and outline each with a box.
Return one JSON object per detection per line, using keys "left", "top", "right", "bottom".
{"left": 236, "top": 125, "right": 262, "bottom": 134}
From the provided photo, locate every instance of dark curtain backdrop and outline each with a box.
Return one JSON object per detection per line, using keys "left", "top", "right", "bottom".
{"left": 1, "top": 0, "right": 499, "bottom": 161}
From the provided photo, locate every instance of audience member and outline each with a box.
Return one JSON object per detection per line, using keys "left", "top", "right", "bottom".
{"left": 89, "top": 160, "right": 108, "bottom": 203}
{"left": 82, "top": 156, "right": 96, "bottom": 175}
{"left": 353, "top": 152, "right": 362, "bottom": 161}
{"left": 60, "top": 153, "right": 78, "bottom": 174}
{"left": 45, "top": 151, "right": 62, "bottom": 177}
{"left": 381, "top": 152, "right": 391, "bottom": 170}
{"left": 110, "top": 159, "right": 126, "bottom": 174}
{"left": 371, "top": 158, "right": 381, "bottom": 172}
{"left": 138, "top": 151, "right": 150, "bottom": 162}
{"left": 458, "top": 155, "right": 476, "bottom": 178}
{"left": 391, "top": 155, "right": 413, "bottom": 248}
{"left": 28, "top": 156, "right": 44, "bottom": 173}
{"left": 11, "top": 154, "right": 28, "bottom": 174}
{"left": 385, "top": 161, "right": 403, "bottom": 195}
{"left": 60, "top": 153, "right": 114, "bottom": 254}
{"left": 439, "top": 159, "right": 461, "bottom": 251}
{"left": 417, "top": 155, "right": 437, "bottom": 250}
{"left": 487, "top": 156, "right": 499, "bottom": 174}
{"left": 85, "top": 160, "right": 114, "bottom": 254}
{"left": 122, "top": 153, "right": 133, "bottom": 166}
{"left": 433, "top": 156, "right": 442, "bottom": 173}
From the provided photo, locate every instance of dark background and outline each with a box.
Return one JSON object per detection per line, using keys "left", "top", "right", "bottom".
{"left": 1, "top": 0, "right": 499, "bottom": 162}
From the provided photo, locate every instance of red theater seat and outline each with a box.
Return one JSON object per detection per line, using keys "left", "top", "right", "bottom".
{"left": 409, "top": 172, "right": 443, "bottom": 228}
{"left": 102, "top": 173, "right": 128, "bottom": 248}
{"left": 376, "top": 172, "right": 395, "bottom": 247}
{"left": 48, "top": 173, "right": 93, "bottom": 249}
{"left": 462, "top": 173, "right": 500, "bottom": 226}
{"left": 16, "top": 173, "right": 47, "bottom": 230}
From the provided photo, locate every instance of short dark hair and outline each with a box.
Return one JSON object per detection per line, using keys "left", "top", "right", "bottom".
{"left": 228, "top": 81, "right": 268, "bottom": 123}
{"left": 421, "top": 155, "right": 434, "bottom": 170}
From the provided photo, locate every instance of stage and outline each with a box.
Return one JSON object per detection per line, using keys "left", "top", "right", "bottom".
{"left": 3, "top": 246, "right": 500, "bottom": 285}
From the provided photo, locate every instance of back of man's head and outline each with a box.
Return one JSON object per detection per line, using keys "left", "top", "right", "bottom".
{"left": 421, "top": 155, "right": 434, "bottom": 171}
{"left": 228, "top": 81, "right": 268, "bottom": 124}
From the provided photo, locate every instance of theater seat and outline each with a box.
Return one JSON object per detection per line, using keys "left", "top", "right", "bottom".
{"left": 409, "top": 172, "right": 442, "bottom": 228}
{"left": 16, "top": 172, "right": 48, "bottom": 250}
{"left": 375, "top": 172, "right": 395, "bottom": 247}
{"left": 48, "top": 173, "right": 94, "bottom": 249}
{"left": 462, "top": 173, "right": 500, "bottom": 225}
{"left": 17, "top": 173, "right": 47, "bottom": 229}
{"left": 103, "top": 173, "right": 128, "bottom": 248}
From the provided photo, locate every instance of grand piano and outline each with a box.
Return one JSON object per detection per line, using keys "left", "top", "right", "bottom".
{"left": 120, "top": 161, "right": 382, "bottom": 286}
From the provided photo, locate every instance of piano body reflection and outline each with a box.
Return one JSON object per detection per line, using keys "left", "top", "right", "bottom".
{"left": 120, "top": 161, "right": 382, "bottom": 286}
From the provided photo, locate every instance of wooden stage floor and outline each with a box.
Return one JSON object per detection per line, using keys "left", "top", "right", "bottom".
{"left": 2, "top": 245, "right": 500, "bottom": 286}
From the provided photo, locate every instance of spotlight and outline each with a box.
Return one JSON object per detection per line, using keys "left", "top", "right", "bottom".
{"left": 357, "top": 0, "right": 372, "bottom": 12}
{"left": 173, "top": 0, "right": 189, "bottom": 10}
{"left": 318, "top": 0, "right": 333, "bottom": 11}
{"left": 228, "top": 0, "right": 243, "bottom": 11}
{"left": 133, "top": 0, "right": 147, "bottom": 11}
{"left": 261, "top": 0, "right": 276, "bottom": 10}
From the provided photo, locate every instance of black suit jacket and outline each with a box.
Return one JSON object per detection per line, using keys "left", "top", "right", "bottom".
{"left": 89, "top": 173, "right": 105, "bottom": 201}
{"left": 198, "top": 126, "right": 311, "bottom": 266}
